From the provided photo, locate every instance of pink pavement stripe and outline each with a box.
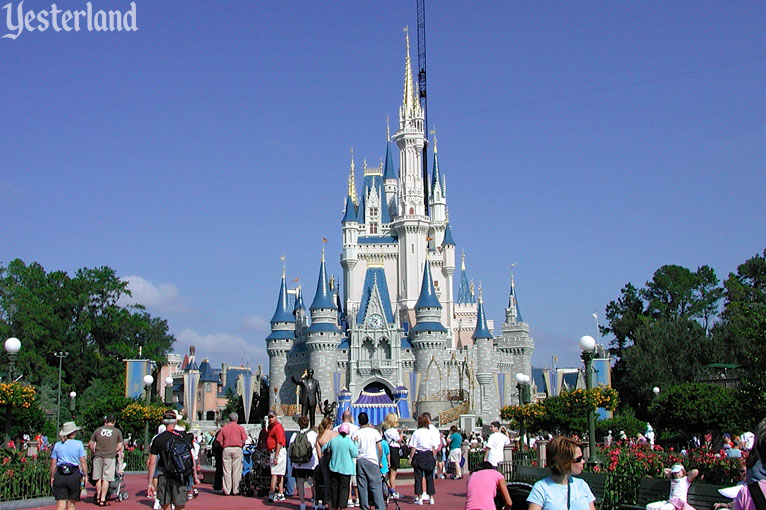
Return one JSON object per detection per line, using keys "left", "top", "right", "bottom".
{"left": 28, "top": 473, "right": 470, "bottom": 510}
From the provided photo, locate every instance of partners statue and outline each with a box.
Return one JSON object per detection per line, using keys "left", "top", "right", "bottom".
{"left": 321, "top": 400, "right": 338, "bottom": 421}
{"left": 291, "top": 369, "right": 322, "bottom": 427}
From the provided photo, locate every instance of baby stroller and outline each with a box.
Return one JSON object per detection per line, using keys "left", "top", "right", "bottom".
{"left": 239, "top": 444, "right": 271, "bottom": 497}
{"left": 106, "top": 472, "right": 129, "bottom": 502}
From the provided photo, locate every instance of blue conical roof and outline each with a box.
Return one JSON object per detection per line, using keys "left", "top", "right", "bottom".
{"left": 457, "top": 254, "right": 475, "bottom": 305}
{"left": 510, "top": 283, "right": 524, "bottom": 322}
{"left": 310, "top": 252, "right": 337, "bottom": 311}
{"left": 270, "top": 273, "right": 295, "bottom": 324}
{"left": 415, "top": 261, "right": 442, "bottom": 309}
{"left": 442, "top": 223, "right": 455, "bottom": 246}
{"left": 430, "top": 151, "right": 441, "bottom": 197}
{"left": 294, "top": 285, "right": 305, "bottom": 312}
{"left": 472, "top": 298, "right": 492, "bottom": 339}
{"left": 342, "top": 194, "right": 357, "bottom": 223}
{"left": 383, "top": 143, "right": 396, "bottom": 181}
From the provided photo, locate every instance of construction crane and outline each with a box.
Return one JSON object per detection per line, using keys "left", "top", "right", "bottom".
{"left": 416, "top": 0, "right": 429, "bottom": 215}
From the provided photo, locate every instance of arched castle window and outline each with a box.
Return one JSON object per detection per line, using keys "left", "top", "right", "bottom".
{"left": 378, "top": 337, "right": 391, "bottom": 359}
{"left": 362, "top": 338, "right": 375, "bottom": 360}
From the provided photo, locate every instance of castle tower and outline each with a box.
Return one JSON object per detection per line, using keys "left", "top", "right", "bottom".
{"left": 501, "top": 268, "right": 534, "bottom": 405}
{"left": 265, "top": 264, "right": 296, "bottom": 412}
{"left": 392, "top": 30, "right": 429, "bottom": 318}
{"left": 341, "top": 155, "right": 360, "bottom": 307}
{"left": 306, "top": 247, "right": 342, "bottom": 405}
{"left": 473, "top": 287, "right": 499, "bottom": 422}
{"left": 440, "top": 221, "right": 456, "bottom": 339}
{"left": 383, "top": 138, "right": 398, "bottom": 218}
{"left": 429, "top": 137, "right": 447, "bottom": 232}
{"left": 411, "top": 261, "right": 449, "bottom": 417}
{"left": 293, "top": 284, "right": 307, "bottom": 336}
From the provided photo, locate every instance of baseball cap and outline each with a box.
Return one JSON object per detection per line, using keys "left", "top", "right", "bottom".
{"left": 670, "top": 464, "right": 684, "bottom": 474}
{"left": 163, "top": 410, "right": 177, "bottom": 421}
{"left": 339, "top": 423, "right": 350, "bottom": 435}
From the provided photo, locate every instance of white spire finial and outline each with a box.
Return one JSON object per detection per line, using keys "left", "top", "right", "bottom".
{"left": 386, "top": 115, "right": 390, "bottom": 142}
{"left": 280, "top": 255, "right": 286, "bottom": 278}
{"left": 348, "top": 147, "right": 357, "bottom": 205}
{"left": 461, "top": 250, "right": 466, "bottom": 271}
{"left": 510, "top": 262, "right": 517, "bottom": 292}
{"left": 431, "top": 127, "right": 438, "bottom": 153}
{"left": 402, "top": 26, "right": 417, "bottom": 115}
{"left": 478, "top": 281, "right": 483, "bottom": 303}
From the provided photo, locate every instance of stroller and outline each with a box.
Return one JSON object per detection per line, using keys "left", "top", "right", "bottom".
{"left": 239, "top": 444, "right": 271, "bottom": 498}
{"left": 106, "top": 472, "right": 129, "bottom": 502}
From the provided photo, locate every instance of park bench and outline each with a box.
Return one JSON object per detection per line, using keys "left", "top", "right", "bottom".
{"left": 577, "top": 472, "right": 607, "bottom": 508}
{"left": 621, "top": 477, "right": 670, "bottom": 510}
{"left": 687, "top": 482, "right": 730, "bottom": 510}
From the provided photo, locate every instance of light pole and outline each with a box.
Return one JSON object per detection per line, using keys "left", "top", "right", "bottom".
{"left": 579, "top": 335, "right": 599, "bottom": 465}
{"left": 54, "top": 351, "right": 69, "bottom": 437}
{"left": 143, "top": 374, "right": 154, "bottom": 448}
{"left": 164, "top": 376, "right": 174, "bottom": 404}
{"left": 514, "top": 372, "right": 531, "bottom": 451}
{"left": 69, "top": 391, "right": 77, "bottom": 419}
{"left": 4, "top": 337, "right": 22, "bottom": 442}
{"left": 652, "top": 386, "right": 660, "bottom": 397}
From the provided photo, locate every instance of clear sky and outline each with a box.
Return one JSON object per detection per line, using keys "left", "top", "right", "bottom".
{"left": 1, "top": 1, "right": 764, "bottom": 373}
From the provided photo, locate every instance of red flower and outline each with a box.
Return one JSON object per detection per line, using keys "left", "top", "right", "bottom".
{"left": 2, "top": 457, "right": 10, "bottom": 465}
{"left": 6, "top": 440, "right": 14, "bottom": 449}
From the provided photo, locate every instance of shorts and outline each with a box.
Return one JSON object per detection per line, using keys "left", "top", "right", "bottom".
{"left": 389, "top": 445, "right": 400, "bottom": 470}
{"left": 93, "top": 457, "right": 116, "bottom": 482}
{"left": 270, "top": 448, "right": 287, "bottom": 476}
{"left": 448, "top": 448, "right": 462, "bottom": 464}
{"left": 156, "top": 474, "right": 188, "bottom": 508}
{"left": 52, "top": 471, "right": 82, "bottom": 501}
{"left": 292, "top": 467, "right": 314, "bottom": 479}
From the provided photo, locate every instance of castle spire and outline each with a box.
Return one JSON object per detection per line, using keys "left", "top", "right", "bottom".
{"left": 402, "top": 27, "right": 418, "bottom": 116}
{"left": 472, "top": 284, "right": 492, "bottom": 339}
{"left": 348, "top": 147, "right": 357, "bottom": 206}
{"left": 310, "top": 242, "right": 336, "bottom": 311}
{"left": 270, "top": 260, "right": 295, "bottom": 324}
{"left": 415, "top": 260, "right": 441, "bottom": 309}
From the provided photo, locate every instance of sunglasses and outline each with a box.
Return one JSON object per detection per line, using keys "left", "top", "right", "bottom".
{"left": 573, "top": 456, "right": 584, "bottom": 463}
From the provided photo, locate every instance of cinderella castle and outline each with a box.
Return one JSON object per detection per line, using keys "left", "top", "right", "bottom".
{"left": 266, "top": 34, "right": 534, "bottom": 425}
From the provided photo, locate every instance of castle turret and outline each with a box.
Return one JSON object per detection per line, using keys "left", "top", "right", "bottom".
{"left": 266, "top": 264, "right": 296, "bottom": 412}
{"left": 473, "top": 287, "right": 499, "bottom": 422}
{"left": 306, "top": 247, "right": 341, "bottom": 406}
{"left": 429, "top": 137, "right": 447, "bottom": 228}
{"left": 500, "top": 268, "right": 534, "bottom": 407}
{"left": 411, "top": 261, "right": 449, "bottom": 417}
{"left": 383, "top": 135, "right": 398, "bottom": 218}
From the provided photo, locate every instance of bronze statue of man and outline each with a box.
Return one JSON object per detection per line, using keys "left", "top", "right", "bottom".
{"left": 291, "top": 369, "right": 322, "bottom": 427}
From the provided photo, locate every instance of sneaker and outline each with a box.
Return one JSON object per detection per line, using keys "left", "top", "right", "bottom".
{"left": 187, "top": 493, "right": 194, "bottom": 500}
{"left": 276, "top": 493, "right": 286, "bottom": 501}
{"left": 413, "top": 497, "right": 423, "bottom": 505}
{"left": 354, "top": 500, "right": 360, "bottom": 507}
{"left": 421, "top": 494, "right": 430, "bottom": 501}
{"left": 347, "top": 500, "right": 355, "bottom": 508}
{"left": 429, "top": 497, "right": 436, "bottom": 505}
{"left": 153, "top": 500, "right": 161, "bottom": 510}
{"left": 268, "top": 493, "right": 275, "bottom": 502}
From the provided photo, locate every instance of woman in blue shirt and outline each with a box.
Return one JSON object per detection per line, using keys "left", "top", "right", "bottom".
{"left": 49, "top": 421, "right": 88, "bottom": 510}
{"left": 327, "top": 423, "right": 358, "bottom": 510}
{"left": 527, "top": 436, "right": 595, "bottom": 510}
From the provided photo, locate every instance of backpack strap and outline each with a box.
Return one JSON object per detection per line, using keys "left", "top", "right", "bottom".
{"left": 749, "top": 482, "right": 766, "bottom": 510}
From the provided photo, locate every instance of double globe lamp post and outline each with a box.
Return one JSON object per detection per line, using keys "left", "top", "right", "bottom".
{"left": 579, "top": 334, "right": 599, "bottom": 465}
{"left": 143, "top": 374, "right": 154, "bottom": 448}
{"left": 4, "top": 337, "right": 22, "bottom": 442}
{"left": 514, "top": 372, "right": 531, "bottom": 451}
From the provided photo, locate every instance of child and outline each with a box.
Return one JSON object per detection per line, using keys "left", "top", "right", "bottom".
{"left": 646, "top": 464, "right": 699, "bottom": 510}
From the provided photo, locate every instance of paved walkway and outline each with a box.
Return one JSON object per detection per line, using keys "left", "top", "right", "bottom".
{"left": 25, "top": 474, "right": 470, "bottom": 510}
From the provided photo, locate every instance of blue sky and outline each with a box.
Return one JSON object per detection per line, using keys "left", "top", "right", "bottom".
{"left": 1, "top": 1, "right": 764, "bottom": 373}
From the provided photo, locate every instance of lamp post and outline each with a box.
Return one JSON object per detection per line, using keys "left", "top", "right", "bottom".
{"left": 579, "top": 334, "right": 599, "bottom": 465}
{"left": 69, "top": 391, "right": 77, "bottom": 419}
{"left": 143, "top": 374, "right": 154, "bottom": 448}
{"left": 652, "top": 386, "right": 660, "bottom": 397}
{"left": 165, "top": 376, "right": 174, "bottom": 404}
{"left": 4, "top": 337, "right": 22, "bottom": 442}
{"left": 514, "top": 372, "right": 531, "bottom": 451}
{"left": 54, "top": 351, "right": 69, "bottom": 437}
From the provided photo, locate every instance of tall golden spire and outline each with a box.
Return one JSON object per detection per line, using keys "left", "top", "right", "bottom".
{"left": 402, "top": 26, "right": 418, "bottom": 116}
{"left": 348, "top": 146, "right": 357, "bottom": 206}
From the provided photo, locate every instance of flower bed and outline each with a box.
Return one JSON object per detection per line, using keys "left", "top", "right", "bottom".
{"left": 0, "top": 444, "right": 51, "bottom": 502}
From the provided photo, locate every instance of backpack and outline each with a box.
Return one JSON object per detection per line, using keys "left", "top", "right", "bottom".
{"left": 160, "top": 430, "right": 194, "bottom": 483}
{"left": 289, "top": 430, "right": 313, "bottom": 464}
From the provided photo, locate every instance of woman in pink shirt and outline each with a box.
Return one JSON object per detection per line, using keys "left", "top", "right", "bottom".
{"left": 465, "top": 461, "right": 512, "bottom": 510}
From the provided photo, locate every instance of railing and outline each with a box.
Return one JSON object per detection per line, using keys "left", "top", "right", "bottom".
{"left": 0, "top": 452, "right": 51, "bottom": 502}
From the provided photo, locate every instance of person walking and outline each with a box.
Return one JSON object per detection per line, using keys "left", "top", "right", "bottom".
{"left": 408, "top": 414, "right": 438, "bottom": 506}
{"left": 484, "top": 421, "right": 510, "bottom": 468}
{"left": 527, "top": 435, "right": 596, "bottom": 510}
{"left": 89, "top": 415, "right": 123, "bottom": 506}
{"left": 315, "top": 417, "right": 338, "bottom": 510}
{"left": 448, "top": 425, "right": 464, "bottom": 480}
{"left": 147, "top": 411, "right": 200, "bottom": 510}
{"left": 382, "top": 412, "right": 402, "bottom": 499}
{"left": 352, "top": 412, "right": 385, "bottom": 510}
{"left": 328, "top": 423, "right": 358, "bottom": 510}
{"left": 266, "top": 411, "right": 287, "bottom": 502}
{"left": 211, "top": 427, "right": 224, "bottom": 494}
{"left": 290, "top": 415, "right": 319, "bottom": 510}
{"left": 219, "top": 412, "right": 247, "bottom": 496}
{"left": 50, "top": 421, "right": 88, "bottom": 510}
{"left": 465, "top": 461, "right": 512, "bottom": 510}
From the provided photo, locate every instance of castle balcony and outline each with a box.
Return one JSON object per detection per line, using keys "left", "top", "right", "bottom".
{"left": 356, "top": 358, "right": 396, "bottom": 378}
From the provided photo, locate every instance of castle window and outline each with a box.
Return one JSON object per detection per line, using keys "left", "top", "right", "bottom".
{"left": 409, "top": 207, "right": 414, "bottom": 215}
{"left": 370, "top": 223, "right": 378, "bottom": 234}
{"left": 370, "top": 207, "right": 378, "bottom": 217}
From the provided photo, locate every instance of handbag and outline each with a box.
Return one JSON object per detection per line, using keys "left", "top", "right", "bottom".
{"left": 57, "top": 463, "right": 78, "bottom": 475}
{"left": 400, "top": 444, "right": 410, "bottom": 457}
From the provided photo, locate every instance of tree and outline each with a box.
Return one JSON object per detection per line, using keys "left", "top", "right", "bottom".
{"left": 0, "top": 259, "right": 175, "bottom": 399}
{"left": 602, "top": 264, "right": 723, "bottom": 417}
{"left": 648, "top": 382, "right": 740, "bottom": 439}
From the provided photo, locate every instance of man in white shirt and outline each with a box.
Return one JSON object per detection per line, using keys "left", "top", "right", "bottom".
{"left": 484, "top": 421, "right": 510, "bottom": 468}
{"left": 352, "top": 412, "right": 385, "bottom": 510}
